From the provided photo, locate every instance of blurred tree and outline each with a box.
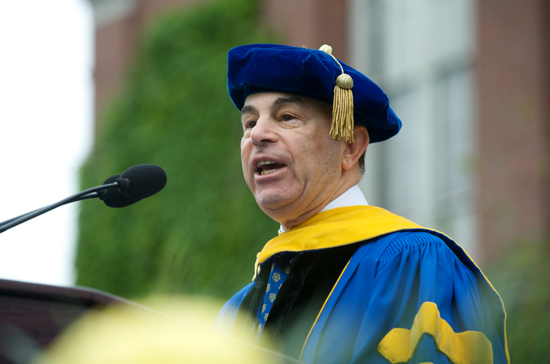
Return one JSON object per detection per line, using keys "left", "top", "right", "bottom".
{"left": 76, "top": 0, "right": 278, "bottom": 300}
{"left": 486, "top": 238, "right": 550, "bottom": 363}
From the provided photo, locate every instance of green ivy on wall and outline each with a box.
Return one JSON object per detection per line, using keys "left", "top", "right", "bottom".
{"left": 486, "top": 238, "right": 550, "bottom": 362}
{"left": 76, "top": 0, "right": 279, "bottom": 300}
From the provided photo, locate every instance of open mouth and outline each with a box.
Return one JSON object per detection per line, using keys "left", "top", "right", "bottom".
{"left": 256, "top": 160, "right": 286, "bottom": 176}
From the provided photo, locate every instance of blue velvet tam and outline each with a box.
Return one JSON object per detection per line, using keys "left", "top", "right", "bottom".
{"left": 227, "top": 44, "right": 402, "bottom": 143}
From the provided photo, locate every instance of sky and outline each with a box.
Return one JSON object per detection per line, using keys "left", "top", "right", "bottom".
{"left": 0, "top": 0, "right": 93, "bottom": 286}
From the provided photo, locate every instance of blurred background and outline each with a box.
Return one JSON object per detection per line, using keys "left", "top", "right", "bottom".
{"left": 0, "top": 0, "right": 93, "bottom": 285}
{"left": 1, "top": 0, "right": 549, "bottom": 361}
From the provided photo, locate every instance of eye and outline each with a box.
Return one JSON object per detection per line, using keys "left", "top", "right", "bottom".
{"left": 243, "top": 119, "right": 256, "bottom": 130}
{"left": 282, "top": 114, "right": 294, "bottom": 121}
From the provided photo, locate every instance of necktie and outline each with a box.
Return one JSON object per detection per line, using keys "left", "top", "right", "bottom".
{"left": 253, "top": 254, "right": 290, "bottom": 339}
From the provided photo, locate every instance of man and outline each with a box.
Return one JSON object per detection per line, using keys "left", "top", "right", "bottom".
{"left": 216, "top": 44, "right": 509, "bottom": 364}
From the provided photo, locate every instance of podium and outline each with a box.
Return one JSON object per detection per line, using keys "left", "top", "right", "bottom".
{"left": 0, "top": 278, "right": 301, "bottom": 364}
{"left": 0, "top": 279, "right": 128, "bottom": 363}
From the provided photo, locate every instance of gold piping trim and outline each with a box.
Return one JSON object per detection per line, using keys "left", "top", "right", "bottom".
{"left": 299, "top": 258, "right": 352, "bottom": 362}
{"left": 452, "top": 246, "right": 510, "bottom": 364}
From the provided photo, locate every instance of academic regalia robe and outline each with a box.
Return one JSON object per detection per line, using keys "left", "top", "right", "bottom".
{"left": 215, "top": 206, "right": 509, "bottom": 364}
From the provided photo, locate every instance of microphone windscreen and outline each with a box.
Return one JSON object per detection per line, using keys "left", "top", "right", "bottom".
{"left": 101, "top": 175, "right": 141, "bottom": 208}
{"left": 119, "top": 164, "right": 167, "bottom": 200}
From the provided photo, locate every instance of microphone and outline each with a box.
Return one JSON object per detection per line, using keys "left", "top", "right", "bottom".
{"left": 116, "top": 164, "right": 167, "bottom": 200}
{"left": 98, "top": 164, "right": 167, "bottom": 207}
{"left": 0, "top": 164, "right": 167, "bottom": 233}
{"left": 98, "top": 175, "right": 140, "bottom": 208}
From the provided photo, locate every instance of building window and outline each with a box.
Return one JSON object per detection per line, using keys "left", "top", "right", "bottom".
{"left": 351, "top": 0, "right": 478, "bottom": 256}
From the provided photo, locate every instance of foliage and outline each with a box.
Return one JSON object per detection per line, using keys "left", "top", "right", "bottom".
{"left": 76, "top": 0, "right": 278, "bottom": 300}
{"left": 485, "top": 238, "right": 550, "bottom": 363}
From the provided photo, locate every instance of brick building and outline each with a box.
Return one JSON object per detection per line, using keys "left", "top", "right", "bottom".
{"left": 88, "top": 0, "right": 550, "bottom": 263}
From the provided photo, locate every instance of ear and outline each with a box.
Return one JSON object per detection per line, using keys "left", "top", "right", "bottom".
{"left": 342, "top": 125, "right": 369, "bottom": 170}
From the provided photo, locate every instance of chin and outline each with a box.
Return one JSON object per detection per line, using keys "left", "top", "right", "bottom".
{"left": 256, "top": 196, "right": 285, "bottom": 212}
{"left": 256, "top": 191, "right": 292, "bottom": 212}
{"left": 257, "top": 196, "right": 305, "bottom": 226}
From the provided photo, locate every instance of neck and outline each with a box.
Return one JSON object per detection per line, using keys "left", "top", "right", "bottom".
{"left": 279, "top": 176, "right": 359, "bottom": 231}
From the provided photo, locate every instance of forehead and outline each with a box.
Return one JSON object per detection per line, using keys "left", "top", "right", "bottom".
{"left": 242, "top": 92, "right": 330, "bottom": 114}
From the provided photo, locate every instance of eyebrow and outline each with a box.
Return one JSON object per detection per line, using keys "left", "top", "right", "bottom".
{"left": 273, "top": 96, "right": 304, "bottom": 108}
{"left": 241, "top": 104, "right": 257, "bottom": 115}
{"left": 241, "top": 96, "right": 305, "bottom": 115}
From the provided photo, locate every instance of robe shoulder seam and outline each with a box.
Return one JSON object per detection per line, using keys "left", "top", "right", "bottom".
{"left": 378, "top": 231, "right": 451, "bottom": 267}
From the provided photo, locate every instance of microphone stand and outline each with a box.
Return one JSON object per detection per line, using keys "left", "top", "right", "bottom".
{"left": 0, "top": 183, "right": 119, "bottom": 234}
{"left": 0, "top": 193, "right": 99, "bottom": 227}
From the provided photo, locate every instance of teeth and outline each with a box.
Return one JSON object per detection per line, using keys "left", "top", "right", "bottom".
{"left": 257, "top": 160, "right": 276, "bottom": 167}
{"left": 256, "top": 159, "right": 283, "bottom": 176}
{"left": 261, "top": 169, "right": 279, "bottom": 176}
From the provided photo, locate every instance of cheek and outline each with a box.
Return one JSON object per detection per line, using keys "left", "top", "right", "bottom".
{"left": 240, "top": 142, "right": 251, "bottom": 172}
{"left": 316, "top": 140, "right": 343, "bottom": 174}
{"left": 240, "top": 154, "right": 254, "bottom": 190}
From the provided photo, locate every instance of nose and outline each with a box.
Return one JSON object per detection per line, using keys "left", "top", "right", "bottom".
{"left": 250, "top": 117, "right": 278, "bottom": 146}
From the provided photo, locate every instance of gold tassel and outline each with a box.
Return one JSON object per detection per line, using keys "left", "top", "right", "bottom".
{"left": 332, "top": 74, "right": 354, "bottom": 143}
{"left": 319, "top": 44, "right": 355, "bottom": 143}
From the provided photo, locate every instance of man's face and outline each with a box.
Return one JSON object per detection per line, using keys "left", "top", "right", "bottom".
{"left": 240, "top": 92, "right": 345, "bottom": 228}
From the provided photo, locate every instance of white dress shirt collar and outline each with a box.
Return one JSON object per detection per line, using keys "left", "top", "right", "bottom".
{"left": 319, "top": 184, "right": 368, "bottom": 213}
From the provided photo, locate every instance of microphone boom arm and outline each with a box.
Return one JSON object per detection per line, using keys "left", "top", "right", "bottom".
{"left": 0, "top": 183, "right": 119, "bottom": 234}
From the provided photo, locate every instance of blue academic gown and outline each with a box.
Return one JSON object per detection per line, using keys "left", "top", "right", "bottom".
{"left": 216, "top": 207, "right": 509, "bottom": 364}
